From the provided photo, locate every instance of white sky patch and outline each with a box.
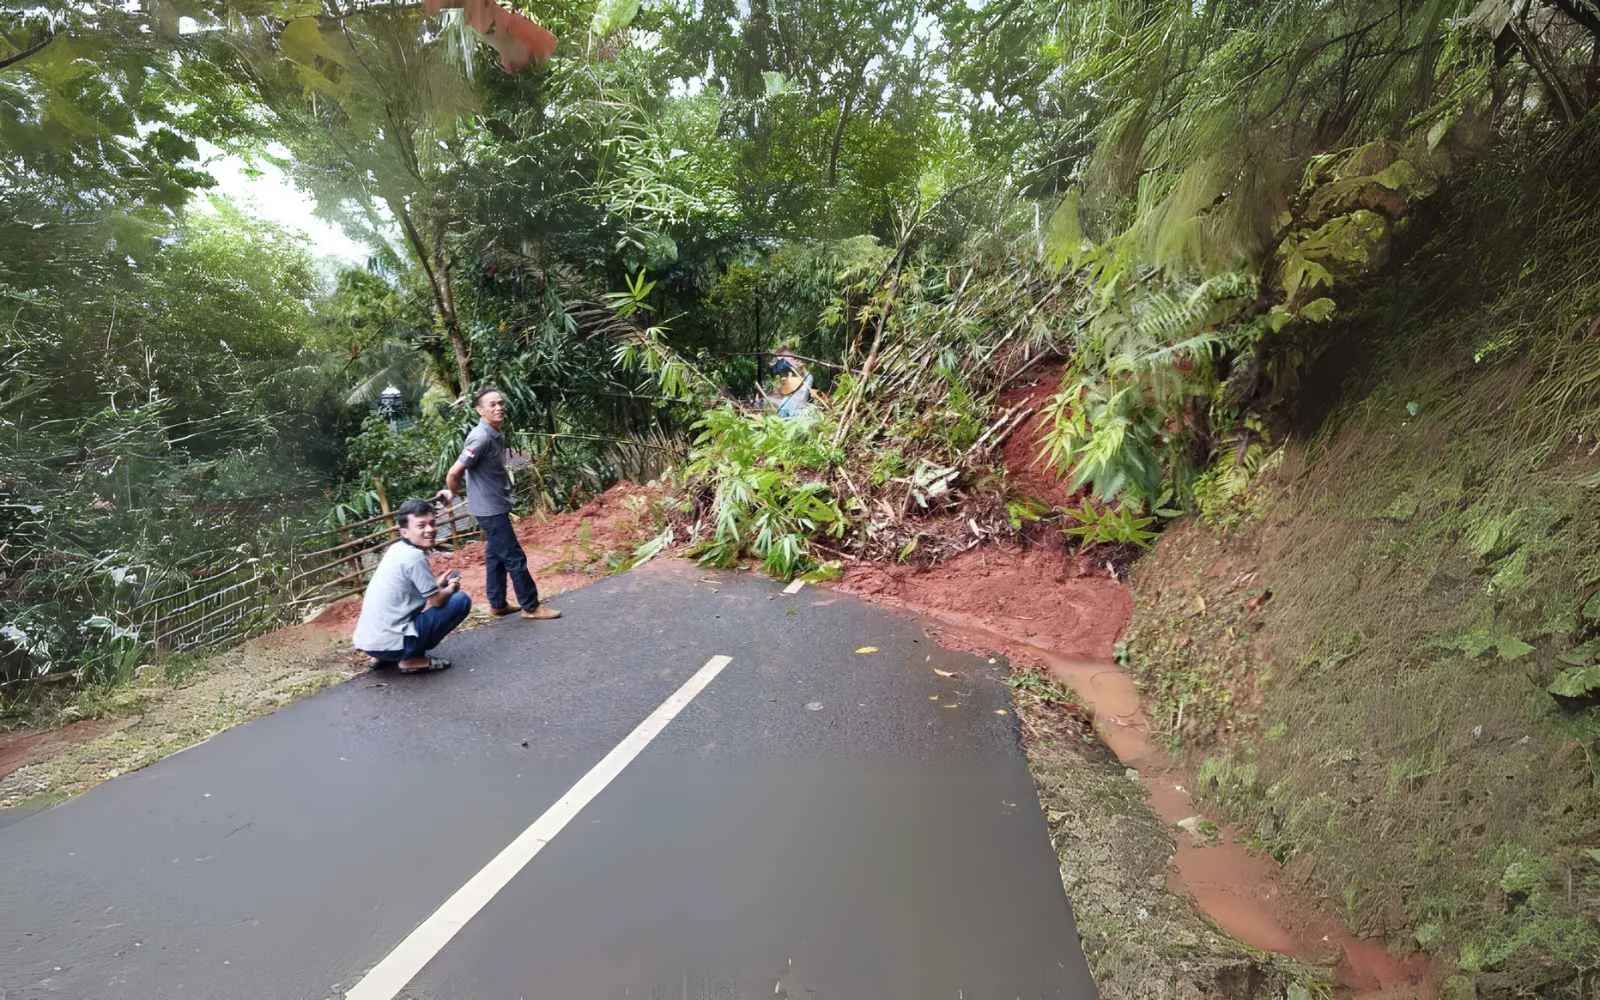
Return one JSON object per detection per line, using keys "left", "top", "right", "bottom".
{"left": 669, "top": 74, "right": 706, "bottom": 98}
{"left": 193, "top": 139, "right": 372, "bottom": 268}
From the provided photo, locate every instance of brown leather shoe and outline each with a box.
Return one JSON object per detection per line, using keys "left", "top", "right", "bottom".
{"left": 489, "top": 605, "right": 518, "bottom": 618}
{"left": 520, "top": 605, "right": 561, "bottom": 620}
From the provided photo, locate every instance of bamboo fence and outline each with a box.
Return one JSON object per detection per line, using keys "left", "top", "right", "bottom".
{"left": 125, "top": 494, "right": 481, "bottom": 657}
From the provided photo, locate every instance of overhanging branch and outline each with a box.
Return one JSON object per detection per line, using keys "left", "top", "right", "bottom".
{"left": 0, "top": 30, "right": 54, "bottom": 73}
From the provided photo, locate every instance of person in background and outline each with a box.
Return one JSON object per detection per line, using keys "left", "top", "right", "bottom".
{"left": 352, "top": 499, "right": 470, "bottom": 673}
{"left": 435, "top": 387, "right": 561, "bottom": 621}
{"left": 767, "top": 347, "right": 814, "bottom": 418}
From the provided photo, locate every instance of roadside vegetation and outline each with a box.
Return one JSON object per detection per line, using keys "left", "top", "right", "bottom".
{"left": 1121, "top": 146, "right": 1600, "bottom": 997}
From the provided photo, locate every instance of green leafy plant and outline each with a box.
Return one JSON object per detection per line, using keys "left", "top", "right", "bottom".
{"left": 1549, "top": 666, "right": 1600, "bottom": 706}
{"left": 602, "top": 269, "right": 658, "bottom": 321}
{"left": 1058, "top": 498, "right": 1159, "bottom": 549}
{"left": 77, "top": 616, "right": 144, "bottom": 685}
{"left": 1007, "top": 669, "right": 1078, "bottom": 707}
{"left": 628, "top": 525, "right": 676, "bottom": 567}
{"left": 1040, "top": 380, "right": 1165, "bottom": 503}
{"left": 1193, "top": 423, "right": 1281, "bottom": 527}
{"left": 680, "top": 406, "right": 847, "bottom": 579}
{"left": 1448, "top": 627, "right": 1535, "bottom": 662}
{"left": 1006, "top": 495, "right": 1052, "bottom": 530}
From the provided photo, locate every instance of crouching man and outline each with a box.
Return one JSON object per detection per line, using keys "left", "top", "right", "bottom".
{"left": 352, "top": 499, "right": 470, "bottom": 673}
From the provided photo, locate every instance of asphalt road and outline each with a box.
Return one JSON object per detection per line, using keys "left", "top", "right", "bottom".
{"left": 0, "top": 560, "right": 1099, "bottom": 1000}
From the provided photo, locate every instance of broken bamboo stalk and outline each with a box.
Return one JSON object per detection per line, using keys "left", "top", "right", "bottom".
{"left": 373, "top": 477, "right": 396, "bottom": 541}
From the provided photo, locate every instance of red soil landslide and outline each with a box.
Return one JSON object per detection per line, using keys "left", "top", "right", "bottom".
{"left": 838, "top": 544, "right": 1130, "bottom": 662}
{"left": 996, "top": 364, "right": 1078, "bottom": 509}
{"left": 836, "top": 373, "right": 1436, "bottom": 999}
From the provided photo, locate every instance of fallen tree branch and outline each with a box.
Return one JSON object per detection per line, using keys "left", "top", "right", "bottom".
{"left": 0, "top": 30, "right": 55, "bottom": 73}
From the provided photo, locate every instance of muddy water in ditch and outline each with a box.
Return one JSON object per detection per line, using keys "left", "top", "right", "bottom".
{"left": 921, "top": 613, "right": 1435, "bottom": 1000}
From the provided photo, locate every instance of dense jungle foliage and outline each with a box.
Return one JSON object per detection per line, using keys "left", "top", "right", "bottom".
{"left": 4, "top": 1, "right": 1600, "bottom": 986}
{"left": 2, "top": 0, "right": 1594, "bottom": 675}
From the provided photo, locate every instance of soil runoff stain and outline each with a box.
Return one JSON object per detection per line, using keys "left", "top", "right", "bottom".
{"left": 837, "top": 560, "right": 1434, "bottom": 1000}
{"left": 1026, "top": 641, "right": 1434, "bottom": 999}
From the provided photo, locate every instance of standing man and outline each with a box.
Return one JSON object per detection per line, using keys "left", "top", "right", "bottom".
{"left": 352, "top": 499, "right": 471, "bottom": 672}
{"left": 766, "top": 347, "right": 814, "bottom": 418}
{"left": 436, "top": 387, "right": 561, "bottom": 621}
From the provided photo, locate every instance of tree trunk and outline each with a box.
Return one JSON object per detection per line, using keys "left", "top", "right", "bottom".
{"left": 444, "top": 305, "right": 472, "bottom": 398}
{"left": 394, "top": 203, "right": 472, "bottom": 396}
{"left": 827, "top": 86, "right": 856, "bottom": 188}
{"left": 827, "top": 56, "right": 872, "bottom": 188}
{"left": 438, "top": 247, "right": 472, "bottom": 397}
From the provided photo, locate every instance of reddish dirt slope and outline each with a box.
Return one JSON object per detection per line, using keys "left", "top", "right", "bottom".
{"left": 838, "top": 361, "right": 1130, "bottom": 662}
{"left": 996, "top": 364, "right": 1078, "bottom": 508}
{"left": 838, "top": 546, "right": 1131, "bottom": 662}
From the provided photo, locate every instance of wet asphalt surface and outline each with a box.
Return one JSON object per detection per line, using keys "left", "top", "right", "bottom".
{"left": 0, "top": 561, "right": 1098, "bottom": 1000}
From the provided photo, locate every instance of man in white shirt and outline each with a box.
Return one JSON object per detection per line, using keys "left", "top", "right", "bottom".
{"left": 352, "top": 499, "right": 471, "bottom": 672}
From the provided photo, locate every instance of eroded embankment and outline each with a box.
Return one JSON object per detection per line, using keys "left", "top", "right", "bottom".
{"left": 837, "top": 364, "right": 1436, "bottom": 998}
{"left": 838, "top": 546, "right": 1435, "bottom": 998}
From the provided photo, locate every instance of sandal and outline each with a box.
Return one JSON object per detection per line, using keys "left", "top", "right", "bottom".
{"left": 397, "top": 656, "right": 452, "bottom": 674}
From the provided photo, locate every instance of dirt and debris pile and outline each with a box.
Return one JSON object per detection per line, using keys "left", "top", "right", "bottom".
{"left": 831, "top": 367, "right": 1128, "bottom": 661}
{"left": 838, "top": 545, "right": 1130, "bottom": 662}
{"left": 995, "top": 365, "right": 1078, "bottom": 509}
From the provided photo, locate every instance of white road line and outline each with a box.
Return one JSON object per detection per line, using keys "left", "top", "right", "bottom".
{"left": 783, "top": 579, "right": 805, "bottom": 594}
{"left": 346, "top": 654, "right": 735, "bottom": 1000}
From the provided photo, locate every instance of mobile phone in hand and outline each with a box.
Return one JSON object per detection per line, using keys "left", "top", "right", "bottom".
{"left": 445, "top": 570, "right": 461, "bottom": 587}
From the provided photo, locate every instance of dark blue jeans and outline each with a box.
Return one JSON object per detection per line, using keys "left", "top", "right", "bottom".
{"left": 370, "top": 591, "right": 472, "bottom": 663}
{"left": 479, "top": 512, "right": 539, "bottom": 612}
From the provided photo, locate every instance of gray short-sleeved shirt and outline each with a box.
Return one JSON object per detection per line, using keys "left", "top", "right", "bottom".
{"left": 458, "top": 419, "right": 514, "bottom": 517}
{"left": 352, "top": 541, "right": 438, "bottom": 653}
